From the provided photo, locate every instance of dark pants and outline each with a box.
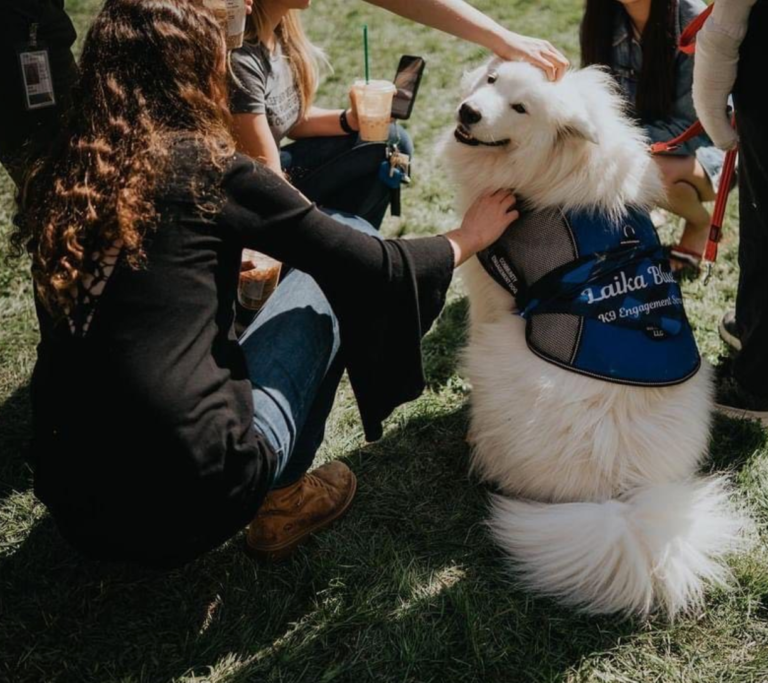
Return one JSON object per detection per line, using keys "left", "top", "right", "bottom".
{"left": 733, "top": 0, "right": 768, "bottom": 397}
{"left": 281, "top": 123, "right": 413, "bottom": 230}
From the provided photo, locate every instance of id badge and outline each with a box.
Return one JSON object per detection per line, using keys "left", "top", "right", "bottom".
{"left": 17, "top": 24, "right": 56, "bottom": 111}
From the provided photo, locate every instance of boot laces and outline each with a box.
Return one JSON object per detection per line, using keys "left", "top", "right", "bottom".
{"left": 292, "top": 472, "right": 333, "bottom": 507}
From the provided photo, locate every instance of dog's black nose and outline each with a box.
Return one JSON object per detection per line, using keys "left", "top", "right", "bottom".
{"left": 459, "top": 103, "right": 482, "bottom": 125}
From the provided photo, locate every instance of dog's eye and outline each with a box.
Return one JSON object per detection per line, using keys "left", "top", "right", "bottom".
{"left": 487, "top": 72, "right": 498, "bottom": 84}
{"left": 511, "top": 103, "right": 527, "bottom": 114}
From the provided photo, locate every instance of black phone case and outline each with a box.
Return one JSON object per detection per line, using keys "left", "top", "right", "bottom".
{"left": 391, "top": 55, "right": 425, "bottom": 121}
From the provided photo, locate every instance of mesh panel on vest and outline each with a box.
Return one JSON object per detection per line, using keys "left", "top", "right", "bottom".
{"left": 528, "top": 312, "right": 580, "bottom": 364}
{"left": 503, "top": 207, "right": 577, "bottom": 287}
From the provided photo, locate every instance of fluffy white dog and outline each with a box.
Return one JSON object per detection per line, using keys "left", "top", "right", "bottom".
{"left": 442, "top": 59, "right": 746, "bottom": 618}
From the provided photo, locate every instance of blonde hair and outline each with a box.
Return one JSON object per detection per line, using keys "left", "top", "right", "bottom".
{"left": 245, "top": 6, "right": 327, "bottom": 117}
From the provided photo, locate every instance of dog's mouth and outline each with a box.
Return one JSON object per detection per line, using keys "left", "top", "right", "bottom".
{"left": 454, "top": 124, "right": 510, "bottom": 148}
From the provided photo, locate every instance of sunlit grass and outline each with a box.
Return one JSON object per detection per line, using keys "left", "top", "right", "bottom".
{"left": 1, "top": 1, "right": 766, "bottom": 682}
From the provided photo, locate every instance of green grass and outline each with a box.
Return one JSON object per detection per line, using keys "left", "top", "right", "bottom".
{"left": 2, "top": 1, "right": 767, "bottom": 682}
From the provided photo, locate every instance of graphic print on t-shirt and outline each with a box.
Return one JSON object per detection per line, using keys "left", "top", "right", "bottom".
{"left": 229, "top": 40, "right": 303, "bottom": 141}
{"left": 265, "top": 75, "right": 300, "bottom": 139}
{"left": 261, "top": 42, "right": 301, "bottom": 141}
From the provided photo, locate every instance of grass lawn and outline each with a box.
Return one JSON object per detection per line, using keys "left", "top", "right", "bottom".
{"left": 2, "top": 1, "right": 768, "bottom": 681}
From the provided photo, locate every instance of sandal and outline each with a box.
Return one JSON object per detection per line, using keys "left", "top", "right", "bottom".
{"left": 667, "top": 244, "right": 702, "bottom": 279}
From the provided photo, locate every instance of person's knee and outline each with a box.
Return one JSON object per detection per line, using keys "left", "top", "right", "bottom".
{"left": 668, "top": 179, "right": 702, "bottom": 205}
{"left": 655, "top": 157, "right": 680, "bottom": 189}
{"left": 390, "top": 123, "right": 414, "bottom": 157}
{"left": 292, "top": 271, "right": 340, "bottom": 337}
{"left": 321, "top": 208, "right": 380, "bottom": 239}
{"left": 260, "top": 269, "right": 340, "bottom": 350}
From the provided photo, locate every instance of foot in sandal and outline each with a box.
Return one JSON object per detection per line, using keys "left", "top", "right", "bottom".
{"left": 668, "top": 243, "right": 703, "bottom": 277}
{"left": 668, "top": 217, "right": 711, "bottom": 278}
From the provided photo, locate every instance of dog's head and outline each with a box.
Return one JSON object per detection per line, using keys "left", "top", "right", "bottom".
{"left": 452, "top": 59, "right": 600, "bottom": 153}
{"left": 444, "top": 60, "right": 663, "bottom": 216}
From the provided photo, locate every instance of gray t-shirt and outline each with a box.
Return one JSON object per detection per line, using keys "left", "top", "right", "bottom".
{"left": 229, "top": 40, "right": 302, "bottom": 142}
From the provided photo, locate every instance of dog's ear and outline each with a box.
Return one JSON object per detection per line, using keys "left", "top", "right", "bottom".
{"left": 460, "top": 65, "right": 486, "bottom": 96}
{"left": 557, "top": 112, "right": 600, "bottom": 146}
{"left": 460, "top": 57, "right": 502, "bottom": 96}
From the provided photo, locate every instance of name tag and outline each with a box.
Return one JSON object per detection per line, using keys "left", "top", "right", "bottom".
{"left": 17, "top": 24, "right": 56, "bottom": 111}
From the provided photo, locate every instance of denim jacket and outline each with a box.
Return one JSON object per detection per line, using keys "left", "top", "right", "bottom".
{"left": 611, "top": 0, "right": 710, "bottom": 155}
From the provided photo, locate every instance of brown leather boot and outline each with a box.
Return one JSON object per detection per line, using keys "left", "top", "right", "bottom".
{"left": 245, "top": 461, "right": 357, "bottom": 562}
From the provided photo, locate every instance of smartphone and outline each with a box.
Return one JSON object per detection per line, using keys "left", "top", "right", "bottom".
{"left": 391, "top": 55, "right": 425, "bottom": 120}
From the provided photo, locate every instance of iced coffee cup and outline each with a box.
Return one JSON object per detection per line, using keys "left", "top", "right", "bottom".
{"left": 239, "top": 250, "right": 282, "bottom": 313}
{"left": 352, "top": 80, "right": 396, "bottom": 142}
{"left": 203, "top": 0, "right": 247, "bottom": 50}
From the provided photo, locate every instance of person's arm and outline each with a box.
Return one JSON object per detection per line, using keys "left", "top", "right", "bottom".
{"left": 693, "top": 0, "right": 756, "bottom": 150}
{"left": 222, "top": 154, "right": 517, "bottom": 272}
{"left": 288, "top": 106, "right": 359, "bottom": 139}
{"left": 231, "top": 113, "right": 284, "bottom": 175}
{"left": 229, "top": 46, "right": 286, "bottom": 170}
{"left": 363, "top": 0, "right": 568, "bottom": 81}
{"left": 221, "top": 155, "right": 517, "bottom": 440}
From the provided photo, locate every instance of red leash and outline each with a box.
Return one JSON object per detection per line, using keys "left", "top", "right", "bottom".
{"left": 703, "top": 141, "right": 738, "bottom": 275}
{"left": 650, "top": 1, "right": 737, "bottom": 282}
{"left": 649, "top": 121, "right": 705, "bottom": 155}
{"left": 652, "top": 119, "right": 738, "bottom": 283}
{"left": 679, "top": 3, "right": 714, "bottom": 54}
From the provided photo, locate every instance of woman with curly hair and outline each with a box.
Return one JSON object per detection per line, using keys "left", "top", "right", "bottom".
{"left": 16, "top": 0, "right": 517, "bottom": 567}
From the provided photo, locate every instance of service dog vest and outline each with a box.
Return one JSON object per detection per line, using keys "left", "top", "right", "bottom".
{"left": 477, "top": 206, "right": 701, "bottom": 386}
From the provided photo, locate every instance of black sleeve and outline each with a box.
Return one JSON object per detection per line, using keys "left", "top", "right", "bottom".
{"left": 1, "top": 1, "right": 78, "bottom": 181}
{"left": 220, "top": 154, "right": 456, "bottom": 440}
{"left": 228, "top": 46, "right": 269, "bottom": 116}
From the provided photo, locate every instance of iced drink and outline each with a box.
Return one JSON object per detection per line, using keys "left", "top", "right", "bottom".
{"left": 239, "top": 250, "right": 282, "bottom": 312}
{"left": 203, "top": 0, "right": 247, "bottom": 50}
{"left": 352, "top": 80, "right": 396, "bottom": 142}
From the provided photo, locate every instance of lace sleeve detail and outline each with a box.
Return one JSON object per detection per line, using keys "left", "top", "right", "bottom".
{"left": 66, "top": 240, "right": 124, "bottom": 337}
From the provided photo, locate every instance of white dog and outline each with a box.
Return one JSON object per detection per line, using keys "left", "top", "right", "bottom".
{"left": 442, "top": 60, "right": 746, "bottom": 618}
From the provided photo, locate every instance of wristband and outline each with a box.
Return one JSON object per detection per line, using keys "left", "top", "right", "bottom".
{"left": 340, "top": 108, "right": 356, "bottom": 134}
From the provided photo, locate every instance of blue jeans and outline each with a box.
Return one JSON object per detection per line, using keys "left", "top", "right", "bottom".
{"left": 281, "top": 123, "right": 413, "bottom": 229}
{"left": 238, "top": 212, "right": 381, "bottom": 488}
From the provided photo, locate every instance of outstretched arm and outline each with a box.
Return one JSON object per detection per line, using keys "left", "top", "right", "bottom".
{"left": 693, "top": 0, "right": 756, "bottom": 150}
{"left": 222, "top": 156, "right": 518, "bottom": 439}
{"left": 363, "top": 0, "right": 568, "bottom": 81}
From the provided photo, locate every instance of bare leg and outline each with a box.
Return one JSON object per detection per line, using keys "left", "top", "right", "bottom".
{"left": 655, "top": 155, "right": 716, "bottom": 269}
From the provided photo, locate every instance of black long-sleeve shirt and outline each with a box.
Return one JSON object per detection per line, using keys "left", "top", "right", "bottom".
{"left": 28, "top": 137, "right": 454, "bottom": 566}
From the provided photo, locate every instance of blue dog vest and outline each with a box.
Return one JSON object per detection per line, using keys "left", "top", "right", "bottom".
{"left": 477, "top": 206, "right": 701, "bottom": 386}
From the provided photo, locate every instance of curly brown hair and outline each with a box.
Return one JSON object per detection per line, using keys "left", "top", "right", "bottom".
{"left": 14, "top": 0, "right": 236, "bottom": 320}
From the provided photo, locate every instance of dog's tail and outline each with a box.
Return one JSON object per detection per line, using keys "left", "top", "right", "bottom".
{"left": 487, "top": 477, "right": 747, "bottom": 617}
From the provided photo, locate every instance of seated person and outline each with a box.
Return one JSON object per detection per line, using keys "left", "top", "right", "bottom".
{"left": 581, "top": 0, "right": 726, "bottom": 275}
{"left": 17, "top": 0, "right": 519, "bottom": 567}
{"left": 229, "top": 0, "right": 411, "bottom": 229}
